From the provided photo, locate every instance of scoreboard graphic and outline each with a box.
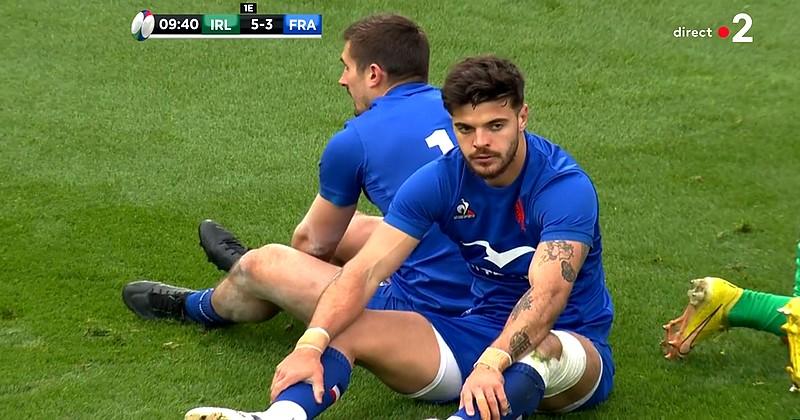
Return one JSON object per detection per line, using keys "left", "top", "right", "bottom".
{"left": 131, "top": 3, "right": 321, "bottom": 41}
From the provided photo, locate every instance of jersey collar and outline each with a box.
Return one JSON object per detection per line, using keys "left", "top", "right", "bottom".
{"left": 384, "top": 81, "right": 430, "bottom": 97}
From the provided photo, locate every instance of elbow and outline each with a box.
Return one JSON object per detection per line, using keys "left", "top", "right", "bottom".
{"left": 292, "top": 223, "right": 335, "bottom": 259}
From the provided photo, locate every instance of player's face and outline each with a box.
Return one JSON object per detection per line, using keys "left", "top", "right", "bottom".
{"left": 451, "top": 99, "right": 529, "bottom": 186}
{"left": 338, "top": 42, "right": 371, "bottom": 115}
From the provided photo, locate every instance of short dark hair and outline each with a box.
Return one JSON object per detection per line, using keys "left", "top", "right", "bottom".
{"left": 442, "top": 55, "right": 525, "bottom": 114}
{"left": 343, "top": 14, "right": 429, "bottom": 84}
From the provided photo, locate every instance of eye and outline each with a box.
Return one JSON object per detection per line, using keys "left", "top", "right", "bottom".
{"left": 456, "top": 126, "right": 474, "bottom": 134}
{"left": 490, "top": 122, "right": 504, "bottom": 131}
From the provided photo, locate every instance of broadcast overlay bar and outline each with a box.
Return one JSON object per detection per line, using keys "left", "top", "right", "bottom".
{"left": 148, "top": 14, "right": 322, "bottom": 38}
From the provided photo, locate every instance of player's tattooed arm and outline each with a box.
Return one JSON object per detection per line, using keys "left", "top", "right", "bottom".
{"left": 509, "top": 288, "right": 533, "bottom": 321}
{"left": 509, "top": 329, "right": 532, "bottom": 359}
{"left": 561, "top": 260, "right": 577, "bottom": 283}
{"left": 537, "top": 240, "right": 574, "bottom": 266}
{"left": 537, "top": 240, "right": 587, "bottom": 283}
{"left": 491, "top": 239, "right": 589, "bottom": 363}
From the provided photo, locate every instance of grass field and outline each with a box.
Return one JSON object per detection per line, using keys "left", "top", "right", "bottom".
{"left": 2, "top": 0, "right": 799, "bottom": 418}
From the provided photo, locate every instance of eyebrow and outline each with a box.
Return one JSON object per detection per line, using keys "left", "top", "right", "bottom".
{"left": 485, "top": 118, "right": 509, "bottom": 125}
{"left": 454, "top": 118, "right": 509, "bottom": 128}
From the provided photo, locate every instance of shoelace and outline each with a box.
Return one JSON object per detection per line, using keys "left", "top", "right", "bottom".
{"left": 149, "top": 287, "right": 187, "bottom": 317}
{"left": 220, "top": 237, "right": 247, "bottom": 255}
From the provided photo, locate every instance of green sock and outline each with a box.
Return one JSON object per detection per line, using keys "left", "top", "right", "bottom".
{"left": 727, "top": 289, "right": 791, "bottom": 336}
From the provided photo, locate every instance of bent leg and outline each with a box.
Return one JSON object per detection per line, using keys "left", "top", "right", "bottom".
{"left": 263, "top": 310, "right": 452, "bottom": 419}
{"left": 211, "top": 244, "right": 342, "bottom": 324}
{"left": 332, "top": 310, "right": 444, "bottom": 394}
{"left": 536, "top": 331, "right": 609, "bottom": 413}
{"left": 447, "top": 330, "right": 606, "bottom": 419}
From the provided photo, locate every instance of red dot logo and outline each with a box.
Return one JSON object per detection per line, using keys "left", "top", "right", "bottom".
{"left": 718, "top": 26, "right": 730, "bottom": 38}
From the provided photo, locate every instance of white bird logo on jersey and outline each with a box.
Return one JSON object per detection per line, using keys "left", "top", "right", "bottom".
{"left": 462, "top": 240, "right": 535, "bottom": 268}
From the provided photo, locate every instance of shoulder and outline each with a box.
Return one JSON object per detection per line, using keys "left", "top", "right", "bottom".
{"left": 320, "top": 124, "right": 366, "bottom": 172}
{"left": 400, "top": 152, "right": 463, "bottom": 202}
{"left": 525, "top": 132, "right": 594, "bottom": 189}
{"left": 431, "top": 148, "right": 464, "bottom": 179}
{"left": 324, "top": 123, "right": 363, "bottom": 153}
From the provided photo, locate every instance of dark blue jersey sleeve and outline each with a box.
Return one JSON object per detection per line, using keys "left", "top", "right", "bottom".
{"left": 318, "top": 126, "right": 365, "bottom": 207}
{"left": 533, "top": 172, "right": 598, "bottom": 247}
{"left": 384, "top": 161, "right": 449, "bottom": 240}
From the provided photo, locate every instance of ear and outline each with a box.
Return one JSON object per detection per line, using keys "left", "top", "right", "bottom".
{"left": 367, "top": 63, "right": 385, "bottom": 88}
{"left": 518, "top": 103, "right": 529, "bottom": 131}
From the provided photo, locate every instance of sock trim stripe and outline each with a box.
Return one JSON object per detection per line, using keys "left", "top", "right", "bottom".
{"left": 197, "top": 289, "right": 214, "bottom": 323}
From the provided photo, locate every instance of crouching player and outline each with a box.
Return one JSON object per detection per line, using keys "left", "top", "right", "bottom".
{"left": 186, "top": 56, "right": 615, "bottom": 419}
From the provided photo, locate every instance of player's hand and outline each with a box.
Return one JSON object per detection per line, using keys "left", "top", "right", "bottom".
{"left": 459, "top": 364, "right": 508, "bottom": 420}
{"left": 270, "top": 347, "right": 325, "bottom": 403}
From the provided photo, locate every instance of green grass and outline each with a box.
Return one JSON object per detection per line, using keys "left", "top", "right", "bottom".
{"left": 2, "top": 0, "right": 799, "bottom": 418}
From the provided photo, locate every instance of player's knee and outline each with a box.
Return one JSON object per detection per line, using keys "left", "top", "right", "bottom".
{"left": 529, "top": 331, "right": 602, "bottom": 413}
{"left": 233, "top": 244, "right": 287, "bottom": 289}
{"left": 516, "top": 332, "right": 585, "bottom": 397}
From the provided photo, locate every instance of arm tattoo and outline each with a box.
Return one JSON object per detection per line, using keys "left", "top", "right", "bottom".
{"left": 538, "top": 240, "right": 574, "bottom": 266}
{"left": 539, "top": 241, "right": 585, "bottom": 283}
{"left": 510, "top": 288, "right": 534, "bottom": 321}
{"left": 509, "top": 330, "right": 532, "bottom": 359}
{"left": 561, "top": 260, "right": 577, "bottom": 283}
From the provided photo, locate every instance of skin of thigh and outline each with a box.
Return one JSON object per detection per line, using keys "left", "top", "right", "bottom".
{"left": 537, "top": 332, "right": 602, "bottom": 412}
{"left": 213, "top": 244, "right": 343, "bottom": 324}
{"left": 332, "top": 213, "right": 383, "bottom": 265}
{"left": 330, "top": 309, "right": 443, "bottom": 395}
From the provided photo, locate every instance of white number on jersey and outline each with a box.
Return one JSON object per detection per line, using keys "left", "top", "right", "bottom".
{"left": 425, "top": 129, "right": 455, "bottom": 155}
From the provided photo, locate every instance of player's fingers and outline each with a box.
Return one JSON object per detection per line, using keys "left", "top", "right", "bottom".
{"left": 272, "top": 369, "right": 285, "bottom": 385}
{"left": 485, "top": 388, "right": 501, "bottom": 420}
{"left": 311, "top": 367, "right": 325, "bottom": 404}
{"left": 462, "top": 388, "right": 475, "bottom": 416}
{"left": 474, "top": 389, "right": 490, "bottom": 420}
{"left": 495, "top": 383, "right": 510, "bottom": 416}
{"left": 270, "top": 372, "right": 297, "bottom": 401}
{"left": 269, "top": 370, "right": 283, "bottom": 399}
{"left": 269, "top": 377, "right": 285, "bottom": 402}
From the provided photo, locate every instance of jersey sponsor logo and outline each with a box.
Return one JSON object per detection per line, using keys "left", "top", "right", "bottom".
{"left": 454, "top": 198, "right": 476, "bottom": 220}
{"left": 462, "top": 240, "right": 535, "bottom": 268}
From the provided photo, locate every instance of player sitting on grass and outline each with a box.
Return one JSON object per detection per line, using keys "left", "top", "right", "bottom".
{"left": 186, "top": 55, "right": 615, "bottom": 420}
{"left": 661, "top": 273, "right": 800, "bottom": 391}
{"left": 122, "top": 14, "right": 475, "bottom": 330}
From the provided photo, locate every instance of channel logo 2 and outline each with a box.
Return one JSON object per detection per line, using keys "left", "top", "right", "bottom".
{"left": 727, "top": 13, "right": 753, "bottom": 43}
{"left": 673, "top": 12, "right": 753, "bottom": 43}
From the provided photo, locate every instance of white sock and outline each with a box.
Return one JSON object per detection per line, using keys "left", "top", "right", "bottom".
{"left": 257, "top": 400, "right": 308, "bottom": 420}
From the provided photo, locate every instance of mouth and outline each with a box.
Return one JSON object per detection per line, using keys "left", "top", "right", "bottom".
{"left": 471, "top": 155, "right": 497, "bottom": 165}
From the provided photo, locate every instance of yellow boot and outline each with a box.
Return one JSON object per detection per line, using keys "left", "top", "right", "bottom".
{"left": 778, "top": 297, "right": 800, "bottom": 392}
{"left": 662, "top": 277, "right": 744, "bottom": 359}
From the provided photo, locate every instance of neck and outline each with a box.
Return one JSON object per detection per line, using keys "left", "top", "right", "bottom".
{"left": 378, "top": 77, "right": 425, "bottom": 97}
{"left": 485, "top": 131, "right": 527, "bottom": 187}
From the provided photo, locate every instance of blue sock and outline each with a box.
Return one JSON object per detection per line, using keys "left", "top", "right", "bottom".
{"left": 184, "top": 288, "right": 231, "bottom": 327}
{"left": 449, "top": 363, "right": 545, "bottom": 420}
{"left": 273, "top": 347, "right": 352, "bottom": 418}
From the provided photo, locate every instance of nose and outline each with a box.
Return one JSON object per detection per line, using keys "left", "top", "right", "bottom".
{"left": 473, "top": 128, "right": 491, "bottom": 149}
{"left": 338, "top": 71, "right": 347, "bottom": 87}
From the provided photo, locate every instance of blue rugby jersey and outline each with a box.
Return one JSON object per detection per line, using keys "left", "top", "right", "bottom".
{"left": 385, "top": 131, "right": 613, "bottom": 342}
{"left": 318, "top": 82, "right": 474, "bottom": 315}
